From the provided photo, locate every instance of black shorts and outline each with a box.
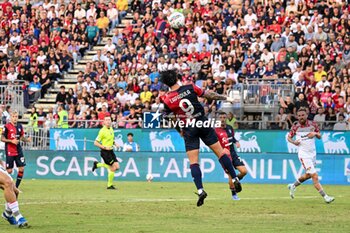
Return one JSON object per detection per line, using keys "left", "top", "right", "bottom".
{"left": 6, "top": 152, "right": 26, "bottom": 169}
{"left": 101, "top": 150, "right": 118, "bottom": 165}
{"left": 182, "top": 117, "right": 218, "bottom": 151}
{"left": 230, "top": 150, "right": 245, "bottom": 168}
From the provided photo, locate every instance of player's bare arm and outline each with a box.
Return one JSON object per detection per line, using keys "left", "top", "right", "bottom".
{"left": 202, "top": 91, "right": 228, "bottom": 101}
{"left": 1, "top": 135, "right": 19, "bottom": 145}
{"left": 307, "top": 132, "right": 321, "bottom": 139}
{"left": 20, "top": 136, "right": 31, "bottom": 143}
{"left": 287, "top": 136, "right": 300, "bottom": 146}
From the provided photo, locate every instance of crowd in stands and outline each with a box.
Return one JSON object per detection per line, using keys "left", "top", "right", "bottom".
{"left": 0, "top": 0, "right": 350, "bottom": 131}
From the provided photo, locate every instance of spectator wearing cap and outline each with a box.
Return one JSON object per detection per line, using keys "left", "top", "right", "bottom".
{"left": 271, "top": 34, "right": 284, "bottom": 53}
{"left": 314, "top": 65, "right": 327, "bottom": 82}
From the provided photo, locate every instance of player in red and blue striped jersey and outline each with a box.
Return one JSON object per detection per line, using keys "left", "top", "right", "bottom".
{"left": 160, "top": 69, "right": 242, "bottom": 207}
{"left": 215, "top": 112, "right": 247, "bottom": 200}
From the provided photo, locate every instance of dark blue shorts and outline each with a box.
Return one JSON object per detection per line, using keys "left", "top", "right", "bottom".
{"left": 6, "top": 152, "right": 26, "bottom": 169}
{"left": 182, "top": 118, "right": 218, "bottom": 151}
{"left": 230, "top": 150, "right": 245, "bottom": 168}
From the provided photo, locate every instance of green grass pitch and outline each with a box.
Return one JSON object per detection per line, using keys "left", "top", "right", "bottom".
{"left": 1, "top": 180, "right": 349, "bottom": 233}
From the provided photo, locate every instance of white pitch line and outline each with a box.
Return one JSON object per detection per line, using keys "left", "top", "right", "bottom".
{"left": 20, "top": 195, "right": 343, "bottom": 205}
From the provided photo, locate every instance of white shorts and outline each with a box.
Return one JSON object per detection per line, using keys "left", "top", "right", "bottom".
{"left": 299, "top": 156, "right": 316, "bottom": 174}
{"left": 0, "top": 166, "right": 12, "bottom": 180}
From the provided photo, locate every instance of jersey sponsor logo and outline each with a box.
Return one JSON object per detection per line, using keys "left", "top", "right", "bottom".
{"left": 143, "top": 111, "right": 161, "bottom": 129}
{"left": 54, "top": 130, "right": 78, "bottom": 151}
{"left": 149, "top": 131, "right": 175, "bottom": 152}
{"left": 285, "top": 132, "right": 298, "bottom": 153}
{"left": 235, "top": 131, "right": 261, "bottom": 153}
{"left": 322, "top": 132, "right": 349, "bottom": 154}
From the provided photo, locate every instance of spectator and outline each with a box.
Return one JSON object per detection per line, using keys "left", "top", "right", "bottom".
{"left": 28, "top": 76, "right": 42, "bottom": 103}
{"left": 123, "top": 133, "right": 139, "bottom": 152}
{"left": 55, "top": 86, "right": 66, "bottom": 106}
{"left": 333, "top": 115, "right": 348, "bottom": 131}
{"left": 1, "top": 105, "right": 11, "bottom": 124}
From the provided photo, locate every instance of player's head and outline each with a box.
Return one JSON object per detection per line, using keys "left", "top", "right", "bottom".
{"left": 104, "top": 115, "right": 112, "bottom": 128}
{"left": 160, "top": 69, "right": 180, "bottom": 88}
{"left": 10, "top": 110, "right": 19, "bottom": 124}
{"left": 297, "top": 107, "right": 308, "bottom": 125}
{"left": 218, "top": 112, "right": 227, "bottom": 127}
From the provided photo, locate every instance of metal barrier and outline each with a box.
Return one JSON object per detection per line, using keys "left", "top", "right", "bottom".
{"left": 241, "top": 83, "right": 294, "bottom": 106}
{"left": 0, "top": 84, "right": 27, "bottom": 116}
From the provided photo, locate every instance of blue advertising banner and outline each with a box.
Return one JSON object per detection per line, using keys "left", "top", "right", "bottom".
{"left": 49, "top": 129, "right": 350, "bottom": 155}
{"left": 2, "top": 151, "right": 349, "bottom": 185}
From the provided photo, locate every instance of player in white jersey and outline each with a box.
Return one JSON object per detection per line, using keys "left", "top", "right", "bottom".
{"left": 287, "top": 108, "right": 334, "bottom": 204}
{"left": 0, "top": 160, "right": 29, "bottom": 227}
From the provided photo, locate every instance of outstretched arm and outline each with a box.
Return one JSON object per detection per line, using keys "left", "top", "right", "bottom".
{"left": 202, "top": 91, "right": 233, "bottom": 102}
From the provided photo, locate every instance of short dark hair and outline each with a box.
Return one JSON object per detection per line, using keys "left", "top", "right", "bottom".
{"left": 297, "top": 107, "right": 307, "bottom": 113}
{"left": 218, "top": 112, "right": 227, "bottom": 116}
{"left": 127, "top": 133, "right": 134, "bottom": 137}
{"left": 160, "top": 69, "right": 180, "bottom": 87}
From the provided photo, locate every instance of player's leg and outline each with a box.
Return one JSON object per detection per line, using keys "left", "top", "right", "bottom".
{"left": 209, "top": 142, "right": 242, "bottom": 192}
{"left": 15, "top": 152, "right": 26, "bottom": 188}
{"left": 187, "top": 149, "right": 208, "bottom": 206}
{"left": 236, "top": 166, "right": 247, "bottom": 180}
{"left": 200, "top": 127, "right": 240, "bottom": 188}
{"left": 0, "top": 171, "right": 28, "bottom": 227}
{"left": 107, "top": 160, "right": 119, "bottom": 189}
{"left": 288, "top": 157, "right": 313, "bottom": 198}
{"left": 309, "top": 162, "right": 334, "bottom": 203}
{"left": 6, "top": 155, "right": 14, "bottom": 175}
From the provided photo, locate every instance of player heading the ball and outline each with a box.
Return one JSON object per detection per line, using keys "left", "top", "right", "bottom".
{"left": 159, "top": 69, "right": 241, "bottom": 207}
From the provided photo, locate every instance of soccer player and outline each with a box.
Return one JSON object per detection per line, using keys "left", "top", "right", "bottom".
{"left": 1, "top": 111, "right": 31, "bottom": 188}
{"left": 159, "top": 69, "right": 241, "bottom": 207}
{"left": 215, "top": 112, "right": 247, "bottom": 200}
{"left": 92, "top": 116, "right": 120, "bottom": 189}
{"left": 287, "top": 108, "right": 334, "bottom": 203}
{"left": 0, "top": 160, "right": 29, "bottom": 228}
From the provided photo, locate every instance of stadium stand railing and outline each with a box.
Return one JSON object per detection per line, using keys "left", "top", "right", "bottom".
{"left": 0, "top": 83, "right": 26, "bottom": 116}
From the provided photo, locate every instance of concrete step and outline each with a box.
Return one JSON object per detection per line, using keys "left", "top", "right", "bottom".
{"left": 92, "top": 46, "right": 105, "bottom": 51}
{"left": 87, "top": 51, "right": 97, "bottom": 55}
{"left": 67, "top": 69, "right": 81, "bottom": 74}
{"left": 43, "top": 93, "right": 57, "bottom": 99}
{"left": 34, "top": 103, "right": 56, "bottom": 109}
{"left": 74, "top": 64, "right": 85, "bottom": 70}
{"left": 38, "top": 98, "right": 56, "bottom": 103}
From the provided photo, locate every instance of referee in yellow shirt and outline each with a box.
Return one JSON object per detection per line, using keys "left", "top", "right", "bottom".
{"left": 92, "top": 116, "right": 120, "bottom": 189}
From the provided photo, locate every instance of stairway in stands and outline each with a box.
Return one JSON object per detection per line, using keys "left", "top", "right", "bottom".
{"left": 20, "top": 14, "right": 134, "bottom": 124}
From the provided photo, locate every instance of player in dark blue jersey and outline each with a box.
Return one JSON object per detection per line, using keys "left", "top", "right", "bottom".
{"left": 215, "top": 112, "right": 247, "bottom": 200}
{"left": 160, "top": 69, "right": 242, "bottom": 206}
